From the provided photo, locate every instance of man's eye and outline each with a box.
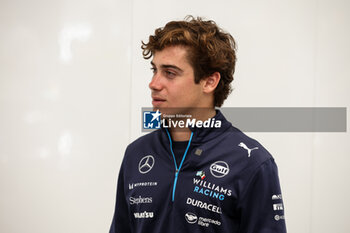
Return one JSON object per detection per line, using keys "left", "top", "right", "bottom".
{"left": 150, "top": 67, "right": 157, "bottom": 73}
{"left": 165, "top": 70, "right": 176, "bottom": 77}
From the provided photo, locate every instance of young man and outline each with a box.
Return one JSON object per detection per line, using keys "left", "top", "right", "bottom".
{"left": 110, "top": 16, "right": 287, "bottom": 233}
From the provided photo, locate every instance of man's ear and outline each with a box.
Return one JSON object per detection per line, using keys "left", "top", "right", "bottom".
{"left": 201, "top": 72, "right": 221, "bottom": 94}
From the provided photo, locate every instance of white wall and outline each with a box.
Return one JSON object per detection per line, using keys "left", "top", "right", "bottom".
{"left": 0, "top": 0, "right": 349, "bottom": 232}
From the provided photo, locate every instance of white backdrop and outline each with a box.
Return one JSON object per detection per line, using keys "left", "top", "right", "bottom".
{"left": 1, "top": 0, "right": 349, "bottom": 232}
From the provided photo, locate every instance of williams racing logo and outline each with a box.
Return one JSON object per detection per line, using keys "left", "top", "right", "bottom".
{"left": 196, "top": 171, "right": 206, "bottom": 180}
{"left": 193, "top": 177, "right": 232, "bottom": 201}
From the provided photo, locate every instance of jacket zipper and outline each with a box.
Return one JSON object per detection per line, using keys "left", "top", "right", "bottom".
{"left": 166, "top": 129, "right": 194, "bottom": 202}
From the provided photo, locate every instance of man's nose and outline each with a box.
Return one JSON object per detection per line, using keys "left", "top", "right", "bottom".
{"left": 149, "top": 73, "right": 162, "bottom": 91}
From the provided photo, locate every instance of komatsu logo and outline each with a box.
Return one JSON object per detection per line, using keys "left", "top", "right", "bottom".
{"left": 134, "top": 211, "right": 154, "bottom": 219}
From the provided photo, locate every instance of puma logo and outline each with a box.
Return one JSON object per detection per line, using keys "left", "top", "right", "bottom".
{"left": 238, "top": 142, "right": 259, "bottom": 157}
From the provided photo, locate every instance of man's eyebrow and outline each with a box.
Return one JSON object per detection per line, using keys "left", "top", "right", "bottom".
{"left": 150, "top": 61, "right": 184, "bottom": 73}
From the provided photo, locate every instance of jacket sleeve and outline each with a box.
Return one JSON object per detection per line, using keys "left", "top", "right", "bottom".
{"left": 237, "top": 158, "right": 287, "bottom": 233}
{"left": 109, "top": 160, "right": 132, "bottom": 233}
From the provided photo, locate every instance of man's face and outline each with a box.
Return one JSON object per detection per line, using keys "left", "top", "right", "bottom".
{"left": 149, "top": 46, "right": 204, "bottom": 114}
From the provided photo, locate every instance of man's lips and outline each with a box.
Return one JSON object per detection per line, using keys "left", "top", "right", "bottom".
{"left": 152, "top": 96, "right": 166, "bottom": 106}
{"left": 152, "top": 96, "right": 166, "bottom": 101}
{"left": 152, "top": 98, "right": 165, "bottom": 101}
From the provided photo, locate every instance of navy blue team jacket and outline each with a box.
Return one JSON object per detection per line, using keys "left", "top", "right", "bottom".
{"left": 110, "top": 111, "right": 287, "bottom": 233}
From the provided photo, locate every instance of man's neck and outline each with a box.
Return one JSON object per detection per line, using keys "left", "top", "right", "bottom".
{"left": 169, "top": 108, "right": 216, "bottom": 141}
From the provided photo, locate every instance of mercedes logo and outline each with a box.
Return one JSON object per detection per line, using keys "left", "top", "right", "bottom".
{"left": 138, "top": 155, "right": 155, "bottom": 174}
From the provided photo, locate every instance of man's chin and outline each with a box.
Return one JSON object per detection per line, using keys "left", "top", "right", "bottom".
{"left": 152, "top": 107, "right": 174, "bottom": 116}
{"left": 152, "top": 107, "right": 193, "bottom": 116}
{"left": 152, "top": 106, "right": 165, "bottom": 112}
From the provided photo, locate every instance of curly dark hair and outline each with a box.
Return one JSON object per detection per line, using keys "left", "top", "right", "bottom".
{"left": 141, "top": 16, "right": 237, "bottom": 107}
